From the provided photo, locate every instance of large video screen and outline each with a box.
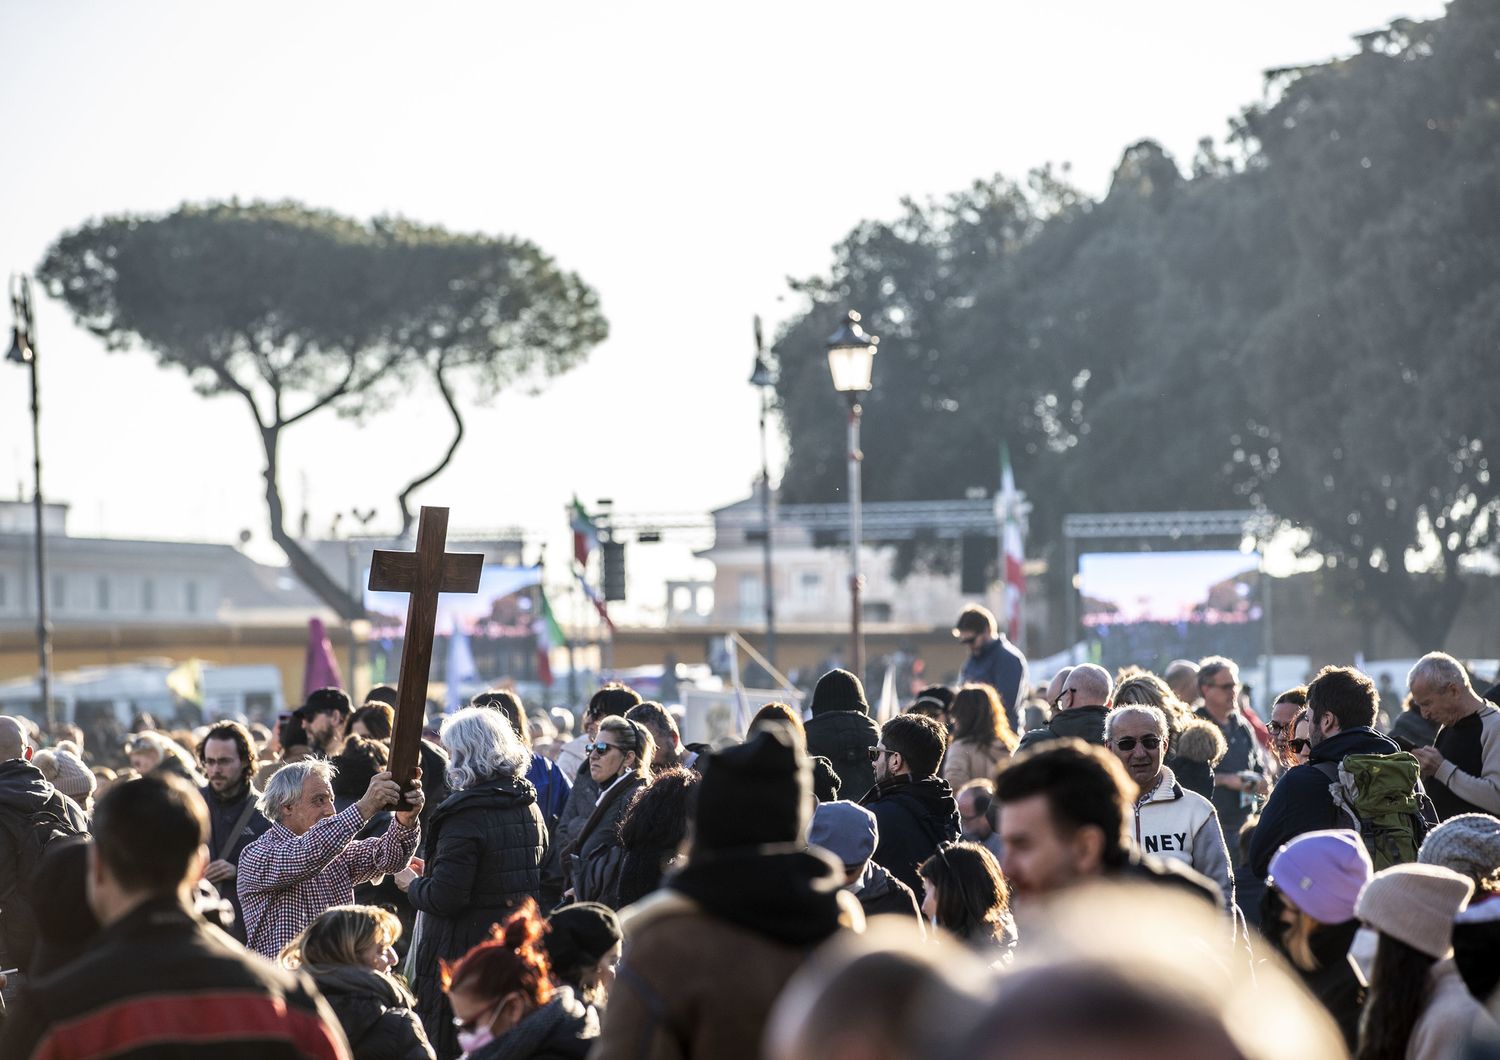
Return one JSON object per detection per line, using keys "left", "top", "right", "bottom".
{"left": 364, "top": 564, "right": 542, "bottom": 636}
{"left": 1078, "top": 550, "right": 1263, "bottom": 675}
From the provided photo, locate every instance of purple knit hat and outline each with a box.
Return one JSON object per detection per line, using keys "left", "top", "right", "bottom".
{"left": 1268, "top": 829, "right": 1373, "bottom": 924}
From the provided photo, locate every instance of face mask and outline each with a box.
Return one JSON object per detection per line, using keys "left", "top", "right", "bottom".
{"left": 1347, "top": 926, "right": 1379, "bottom": 987}
{"left": 457, "top": 1026, "right": 494, "bottom": 1056}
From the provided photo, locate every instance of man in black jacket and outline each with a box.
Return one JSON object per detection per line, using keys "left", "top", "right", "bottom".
{"left": 804, "top": 669, "right": 880, "bottom": 800}
{"left": 1248, "top": 665, "right": 1420, "bottom": 878}
{"left": 197, "top": 720, "right": 271, "bottom": 943}
{"left": 810, "top": 798, "right": 923, "bottom": 930}
{"left": 859, "top": 714, "right": 960, "bottom": 903}
{"left": 1, "top": 772, "right": 349, "bottom": 1059}
{"left": 0, "top": 715, "right": 88, "bottom": 989}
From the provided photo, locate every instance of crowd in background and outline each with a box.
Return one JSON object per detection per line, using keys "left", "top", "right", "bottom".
{"left": 1, "top": 602, "right": 1499, "bottom": 1059}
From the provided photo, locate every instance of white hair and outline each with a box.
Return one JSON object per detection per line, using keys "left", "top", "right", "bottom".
{"left": 442, "top": 706, "right": 528, "bottom": 791}
{"left": 259, "top": 759, "right": 336, "bottom": 821}
{"left": 1106, "top": 705, "right": 1169, "bottom": 740}
{"left": 1408, "top": 652, "right": 1471, "bottom": 693}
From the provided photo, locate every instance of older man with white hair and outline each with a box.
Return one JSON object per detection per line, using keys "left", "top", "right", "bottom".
{"left": 1409, "top": 652, "right": 1500, "bottom": 819}
{"left": 1106, "top": 704, "right": 1233, "bottom": 907}
{"left": 237, "top": 759, "right": 423, "bottom": 957}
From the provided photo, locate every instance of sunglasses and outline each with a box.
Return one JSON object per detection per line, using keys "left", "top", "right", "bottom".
{"left": 453, "top": 1000, "right": 499, "bottom": 1033}
{"left": 1205, "top": 682, "right": 1238, "bottom": 691}
{"left": 1289, "top": 738, "right": 1310, "bottom": 754}
{"left": 585, "top": 741, "right": 623, "bottom": 757}
{"left": 1112, "top": 735, "right": 1162, "bottom": 752}
{"left": 869, "top": 747, "right": 894, "bottom": 762}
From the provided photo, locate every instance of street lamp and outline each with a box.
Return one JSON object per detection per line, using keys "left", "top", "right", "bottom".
{"left": 8, "top": 274, "right": 52, "bottom": 730}
{"left": 825, "top": 309, "right": 879, "bottom": 682}
{"left": 749, "top": 316, "right": 777, "bottom": 668}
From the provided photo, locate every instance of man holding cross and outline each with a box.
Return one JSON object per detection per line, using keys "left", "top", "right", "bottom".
{"left": 237, "top": 761, "right": 423, "bottom": 958}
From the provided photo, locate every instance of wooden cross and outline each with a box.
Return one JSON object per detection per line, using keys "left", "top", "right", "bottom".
{"left": 367, "top": 505, "right": 483, "bottom": 805}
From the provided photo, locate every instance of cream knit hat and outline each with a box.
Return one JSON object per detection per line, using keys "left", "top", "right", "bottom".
{"left": 1355, "top": 863, "right": 1474, "bottom": 959}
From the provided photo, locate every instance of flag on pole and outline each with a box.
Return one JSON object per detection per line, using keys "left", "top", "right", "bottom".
{"left": 167, "top": 658, "right": 204, "bottom": 708}
{"left": 534, "top": 588, "right": 565, "bottom": 687}
{"left": 445, "top": 625, "right": 480, "bottom": 714}
{"left": 570, "top": 496, "right": 600, "bottom": 567}
{"left": 1000, "top": 442, "right": 1026, "bottom": 644}
{"left": 303, "top": 617, "right": 344, "bottom": 699}
{"left": 574, "top": 567, "right": 615, "bottom": 632}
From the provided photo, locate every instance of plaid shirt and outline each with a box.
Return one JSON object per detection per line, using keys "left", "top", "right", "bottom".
{"left": 237, "top": 803, "right": 419, "bottom": 958}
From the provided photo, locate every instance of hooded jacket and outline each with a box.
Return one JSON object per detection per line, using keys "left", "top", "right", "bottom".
{"left": 1016, "top": 706, "right": 1110, "bottom": 752}
{"left": 804, "top": 709, "right": 879, "bottom": 800}
{"left": 309, "top": 964, "right": 433, "bottom": 1060}
{"left": 1248, "top": 726, "right": 1402, "bottom": 878}
{"left": 0, "top": 757, "right": 89, "bottom": 971}
{"left": 1132, "top": 768, "right": 1234, "bottom": 909}
{"left": 853, "top": 859, "right": 922, "bottom": 927}
{"left": 859, "top": 774, "right": 960, "bottom": 902}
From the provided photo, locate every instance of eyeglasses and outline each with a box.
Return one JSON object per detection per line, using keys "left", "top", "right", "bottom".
{"left": 1052, "top": 688, "right": 1077, "bottom": 710}
{"left": 1267, "top": 721, "right": 1290, "bottom": 735}
{"left": 1112, "top": 735, "right": 1163, "bottom": 752}
{"left": 453, "top": 1000, "right": 499, "bottom": 1033}
{"left": 869, "top": 747, "right": 894, "bottom": 762}
{"left": 1288, "top": 738, "right": 1310, "bottom": 755}
{"left": 1206, "top": 682, "right": 1238, "bottom": 692}
{"left": 586, "top": 741, "right": 623, "bottom": 757}
{"left": 960, "top": 635, "right": 977, "bottom": 646}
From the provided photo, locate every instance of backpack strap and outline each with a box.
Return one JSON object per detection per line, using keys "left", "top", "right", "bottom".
{"left": 217, "top": 797, "right": 261, "bottom": 863}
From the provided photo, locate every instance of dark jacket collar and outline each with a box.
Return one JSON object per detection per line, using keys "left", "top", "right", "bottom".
{"left": 1310, "top": 726, "right": 1397, "bottom": 763}
{"left": 671, "top": 846, "right": 848, "bottom": 946}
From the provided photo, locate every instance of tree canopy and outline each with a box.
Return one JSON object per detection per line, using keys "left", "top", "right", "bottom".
{"left": 39, "top": 201, "right": 607, "bottom": 617}
{"left": 772, "top": 0, "right": 1497, "bottom": 647}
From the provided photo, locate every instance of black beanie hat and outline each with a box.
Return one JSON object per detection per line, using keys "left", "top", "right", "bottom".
{"left": 691, "top": 728, "right": 811, "bottom": 852}
{"left": 545, "top": 902, "right": 622, "bottom": 975}
{"left": 810, "top": 668, "right": 868, "bottom": 717}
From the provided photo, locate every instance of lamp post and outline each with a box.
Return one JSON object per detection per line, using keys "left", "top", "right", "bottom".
{"left": 749, "top": 316, "right": 777, "bottom": 668}
{"left": 8, "top": 274, "right": 52, "bottom": 730}
{"left": 825, "top": 309, "right": 879, "bottom": 683}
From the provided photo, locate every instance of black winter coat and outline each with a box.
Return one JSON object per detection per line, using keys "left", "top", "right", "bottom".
{"left": 407, "top": 773, "right": 545, "bottom": 1060}
{"left": 859, "top": 775, "right": 960, "bottom": 903}
{"left": 1016, "top": 706, "right": 1110, "bottom": 751}
{"left": 1247, "top": 727, "right": 1401, "bottom": 878}
{"left": 0, "top": 758, "right": 89, "bottom": 971}
{"left": 1285, "top": 918, "right": 1364, "bottom": 1052}
{"left": 542, "top": 762, "right": 598, "bottom": 907}
{"left": 568, "top": 773, "right": 646, "bottom": 908}
{"left": 805, "top": 710, "right": 880, "bottom": 799}
{"left": 311, "top": 964, "right": 435, "bottom": 1060}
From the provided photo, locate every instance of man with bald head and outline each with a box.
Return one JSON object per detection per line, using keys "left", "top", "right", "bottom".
{"left": 1164, "top": 660, "right": 1200, "bottom": 708}
{"left": 1017, "top": 664, "right": 1113, "bottom": 751}
{"left": 0, "top": 716, "right": 89, "bottom": 991}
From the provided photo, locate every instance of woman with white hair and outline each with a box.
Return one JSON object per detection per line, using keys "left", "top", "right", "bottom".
{"left": 393, "top": 706, "right": 545, "bottom": 1059}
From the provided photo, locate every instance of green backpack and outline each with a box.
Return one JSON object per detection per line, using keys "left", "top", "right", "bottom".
{"left": 1317, "top": 752, "right": 1429, "bottom": 870}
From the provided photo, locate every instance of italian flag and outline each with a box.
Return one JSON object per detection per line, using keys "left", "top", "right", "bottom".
{"left": 570, "top": 496, "right": 599, "bottom": 567}
{"left": 534, "top": 588, "right": 566, "bottom": 687}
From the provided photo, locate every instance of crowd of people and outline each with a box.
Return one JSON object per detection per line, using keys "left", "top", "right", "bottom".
{"left": 1, "top": 601, "right": 1499, "bottom": 1059}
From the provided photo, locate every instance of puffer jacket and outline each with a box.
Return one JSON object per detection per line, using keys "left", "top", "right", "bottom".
{"left": 407, "top": 773, "right": 545, "bottom": 1060}
{"left": 0, "top": 758, "right": 89, "bottom": 971}
{"left": 1132, "top": 767, "right": 1234, "bottom": 909}
{"left": 1016, "top": 706, "right": 1110, "bottom": 751}
{"left": 853, "top": 860, "right": 922, "bottom": 928}
{"left": 805, "top": 710, "right": 880, "bottom": 800}
{"left": 309, "top": 964, "right": 434, "bottom": 1060}
{"left": 567, "top": 772, "right": 646, "bottom": 908}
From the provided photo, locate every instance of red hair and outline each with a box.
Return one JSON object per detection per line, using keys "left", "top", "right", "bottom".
{"left": 441, "top": 898, "right": 554, "bottom": 1008}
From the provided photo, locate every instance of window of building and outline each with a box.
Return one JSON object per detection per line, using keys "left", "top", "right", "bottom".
{"left": 795, "top": 570, "right": 824, "bottom": 604}
{"left": 738, "top": 573, "right": 763, "bottom": 622}
{"left": 185, "top": 580, "right": 199, "bottom": 614}
{"left": 97, "top": 577, "right": 110, "bottom": 612}
{"left": 142, "top": 578, "right": 155, "bottom": 612}
{"left": 51, "top": 574, "right": 65, "bottom": 610}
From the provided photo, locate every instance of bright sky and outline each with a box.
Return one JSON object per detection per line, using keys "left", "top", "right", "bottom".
{"left": 0, "top": 0, "right": 1446, "bottom": 621}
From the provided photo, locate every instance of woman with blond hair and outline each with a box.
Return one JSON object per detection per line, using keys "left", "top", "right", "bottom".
{"left": 942, "top": 685, "right": 1018, "bottom": 790}
{"left": 123, "top": 730, "right": 204, "bottom": 785}
{"left": 565, "top": 716, "right": 654, "bottom": 908}
{"left": 279, "top": 904, "right": 434, "bottom": 1060}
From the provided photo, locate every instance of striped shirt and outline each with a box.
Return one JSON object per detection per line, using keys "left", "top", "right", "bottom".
{"left": 238, "top": 803, "right": 418, "bottom": 957}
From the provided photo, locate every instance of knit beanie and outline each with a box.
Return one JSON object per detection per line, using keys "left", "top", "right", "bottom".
{"left": 809, "top": 800, "right": 879, "bottom": 870}
{"left": 545, "top": 902, "right": 622, "bottom": 975}
{"left": 691, "top": 728, "right": 810, "bottom": 853}
{"left": 1355, "top": 863, "right": 1474, "bottom": 959}
{"left": 1418, "top": 813, "right": 1500, "bottom": 889}
{"left": 1267, "top": 829, "right": 1372, "bottom": 924}
{"left": 810, "top": 668, "right": 868, "bottom": 718}
{"left": 50, "top": 749, "right": 97, "bottom": 807}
